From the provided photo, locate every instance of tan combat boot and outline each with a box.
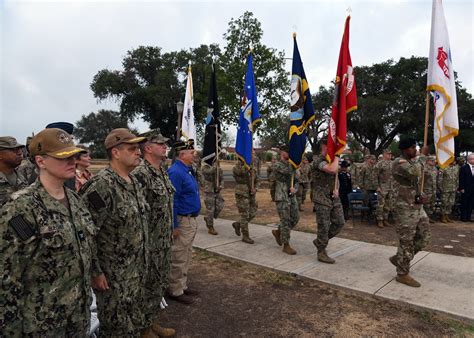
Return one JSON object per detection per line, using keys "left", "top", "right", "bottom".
{"left": 446, "top": 215, "right": 454, "bottom": 223}
{"left": 441, "top": 214, "right": 449, "bottom": 223}
{"left": 383, "top": 220, "right": 392, "bottom": 227}
{"left": 282, "top": 243, "right": 297, "bottom": 255}
{"left": 272, "top": 229, "right": 282, "bottom": 246}
{"left": 241, "top": 228, "right": 254, "bottom": 244}
{"left": 152, "top": 321, "right": 175, "bottom": 337}
{"left": 376, "top": 220, "right": 384, "bottom": 228}
{"left": 141, "top": 327, "right": 158, "bottom": 338}
{"left": 396, "top": 273, "right": 421, "bottom": 287}
{"left": 232, "top": 222, "right": 241, "bottom": 236}
{"left": 317, "top": 250, "right": 335, "bottom": 264}
{"left": 207, "top": 226, "right": 218, "bottom": 235}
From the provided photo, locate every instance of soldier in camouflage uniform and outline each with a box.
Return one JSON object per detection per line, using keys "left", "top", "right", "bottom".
{"left": 311, "top": 138, "right": 345, "bottom": 264}
{"left": 80, "top": 128, "right": 151, "bottom": 336}
{"left": 0, "top": 128, "right": 94, "bottom": 336}
{"left": 0, "top": 137, "right": 27, "bottom": 206}
{"left": 232, "top": 159, "right": 258, "bottom": 244}
{"left": 202, "top": 161, "right": 224, "bottom": 235}
{"left": 17, "top": 136, "right": 38, "bottom": 185}
{"left": 390, "top": 138, "right": 430, "bottom": 287}
{"left": 438, "top": 161, "right": 459, "bottom": 223}
{"left": 296, "top": 157, "right": 310, "bottom": 211}
{"left": 267, "top": 156, "right": 277, "bottom": 201}
{"left": 271, "top": 145, "right": 299, "bottom": 255}
{"left": 375, "top": 149, "right": 393, "bottom": 228}
{"left": 422, "top": 156, "right": 438, "bottom": 222}
{"left": 359, "top": 154, "right": 378, "bottom": 215}
{"left": 192, "top": 151, "right": 204, "bottom": 187}
{"left": 132, "top": 131, "right": 176, "bottom": 337}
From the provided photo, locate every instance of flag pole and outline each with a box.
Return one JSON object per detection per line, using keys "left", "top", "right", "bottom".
{"left": 420, "top": 92, "right": 431, "bottom": 193}
{"left": 248, "top": 46, "right": 255, "bottom": 193}
{"left": 215, "top": 124, "right": 220, "bottom": 190}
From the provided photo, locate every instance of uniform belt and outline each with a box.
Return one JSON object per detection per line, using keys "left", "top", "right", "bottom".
{"left": 178, "top": 213, "right": 199, "bottom": 218}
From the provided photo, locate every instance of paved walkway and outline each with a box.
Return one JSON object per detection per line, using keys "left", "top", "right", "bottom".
{"left": 193, "top": 216, "right": 474, "bottom": 323}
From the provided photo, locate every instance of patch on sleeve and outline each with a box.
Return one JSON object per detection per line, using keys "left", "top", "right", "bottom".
{"left": 135, "top": 175, "right": 146, "bottom": 187}
{"left": 9, "top": 215, "right": 36, "bottom": 241}
{"left": 87, "top": 191, "right": 106, "bottom": 210}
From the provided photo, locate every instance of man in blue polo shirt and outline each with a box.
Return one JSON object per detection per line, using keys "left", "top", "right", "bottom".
{"left": 167, "top": 139, "right": 201, "bottom": 304}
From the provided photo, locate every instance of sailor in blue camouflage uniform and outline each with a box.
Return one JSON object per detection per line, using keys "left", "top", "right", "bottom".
{"left": 80, "top": 128, "right": 151, "bottom": 336}
{"left": 133, "top": 130, "right": 176, "bottom": 337}
{"left": 0, "top": 136, "right": 27, "bottom": 207}
{"left": 0, "top": 128, "right": 94, "bottom": 337}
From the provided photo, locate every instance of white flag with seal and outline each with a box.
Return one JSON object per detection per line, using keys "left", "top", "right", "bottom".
{"left": 427, "top": 0, "right": 458, "bottom": 169}
{"left": 181, "top": 64, "right": 196, "bottom": 141}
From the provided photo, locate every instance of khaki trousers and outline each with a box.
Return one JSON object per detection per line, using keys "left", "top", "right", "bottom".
{"left": 168, "top": 215, "right": 198, "bottom": 296}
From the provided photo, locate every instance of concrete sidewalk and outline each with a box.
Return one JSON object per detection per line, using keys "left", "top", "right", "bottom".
{"left": 193, "top": 216, "right": 474, "bottom": 323}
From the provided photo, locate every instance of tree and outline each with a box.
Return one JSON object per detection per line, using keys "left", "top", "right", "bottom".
{"left": 90, "top": 47, "right": 182, "bottom": 138}
{"left": 347, "top": 57, "right": 428, "bottom": 155}
{"left": 219, "top": 11, "right": 289, "bottom": 136}
{"left": 454, "top": 86, "right": 474, "bottom": 156}
{"left": 74, "top": 110, "right": 136, "bottom": 158}
{"left": 349, "top": 56, "right": 473, "bottom": 156}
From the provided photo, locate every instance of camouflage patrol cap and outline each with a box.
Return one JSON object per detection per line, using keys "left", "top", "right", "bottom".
{"left": 383, "top": 149, "right": 392, "bottom": 153}
{"left": 29, "top": 128, "right": 86, "bottom": 159}
{"left": 0, "top": 136, "right": 24, "bottom": 149}
{"left": 140, "top": 129, "right": 169, "bottom": 144}
{"left": 427, "top": 155, "right": 436, "bottom": 161}
{"left": 105, "top": 128, "right": 146, "bottom": 149}
{"left": 366, "top": 155, "right": 376, "bottom": 160}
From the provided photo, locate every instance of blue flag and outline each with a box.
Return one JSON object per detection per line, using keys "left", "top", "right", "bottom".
{"left": 289, "top": 36, "right": 315, "bottom": 168}
{"left": 235, "top": 53, "right": 261, "bottom": 168}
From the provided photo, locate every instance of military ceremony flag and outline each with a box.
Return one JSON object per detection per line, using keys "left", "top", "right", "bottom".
{"left": 289, "top": 34, "right": 315, "bottom": 168}
{"left": 427, "top": 0, "right": 458, "bottom": 169}
{"left": 181, "top": 63, "right": 196, "bottom": 141}
{"left": 202, "top": 62, "right": 222, "bottom": 166}
{"left": 326, "top": 16, "right": 357, "bottom": 163}
{"left": 235, "top": 53, "right": 261, "bottom": 168}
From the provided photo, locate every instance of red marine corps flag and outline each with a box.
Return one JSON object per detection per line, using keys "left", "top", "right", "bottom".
{"left": 326, "top": 16, "right": 357, "bottom": 163}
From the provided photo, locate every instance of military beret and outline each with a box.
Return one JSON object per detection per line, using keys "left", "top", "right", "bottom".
{"left": 0, "top": 136, "right": 24, "bottom": 149}
{"left": 174, "top": 139, "right": 195, "bottom": 151}
{"left": 140, "top": 129, "right": 169, "bottom": 144}
{"left": 340, "top": 160, "right": 351, "bottom": 168}
{"left": 398, "top": 138, "right": 416, "bottom": 150}
{"left": 29, "top": 128, "right": 85, "bottom": 159}
{"left": 46, "top": 122, "right": 74, "bottom": 134}
{"left": 105, "top": 128, "right": 146, "bottom": 150}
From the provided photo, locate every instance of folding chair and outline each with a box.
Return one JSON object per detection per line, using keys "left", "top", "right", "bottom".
{"left": 348, "top": 191, "right": 371, "bottom": 226}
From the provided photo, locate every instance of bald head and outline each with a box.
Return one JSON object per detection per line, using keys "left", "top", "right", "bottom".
{"left": 467, "top": 154, "right": 474, "bottom": 165}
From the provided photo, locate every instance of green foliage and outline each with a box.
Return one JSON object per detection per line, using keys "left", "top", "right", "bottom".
{"left": 74, "top": 110, "right": 135, "bottom": 158}
{"left": 216, "top": 11, "right": 289, "bottom": 133}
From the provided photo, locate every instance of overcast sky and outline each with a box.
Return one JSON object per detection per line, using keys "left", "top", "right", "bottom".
{"left": 1, "top": 0, "right": 472, "bottom": 144}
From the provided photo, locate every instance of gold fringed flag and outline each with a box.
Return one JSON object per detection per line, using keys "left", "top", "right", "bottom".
{"left": 427, "top": 0, "right": 458, "bottom": 168}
